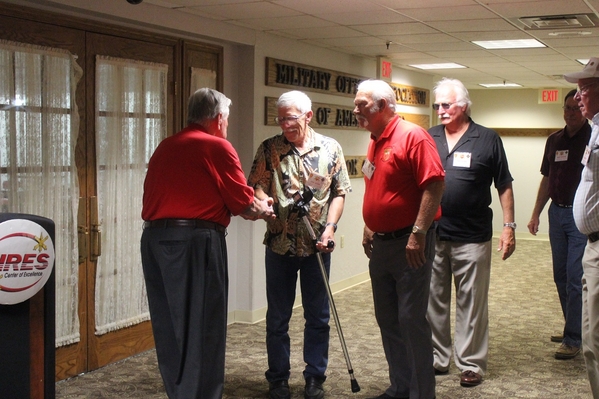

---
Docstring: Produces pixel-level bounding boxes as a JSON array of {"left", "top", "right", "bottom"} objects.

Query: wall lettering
[{"left": 266, "top": 57, "right": 429, "bottom": 106}]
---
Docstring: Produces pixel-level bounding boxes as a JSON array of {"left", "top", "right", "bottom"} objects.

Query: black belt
[
  {"left": 143, "top": 219, "right": 226, "bottom": 234},
  {"left": 589, "top": 232, "right": 599, "bottom": 243},
  {"left": 375, "top": 225, "right": 412, "bottom": 241},
  {"left": 555, "top": 203, "right": 573, "bottom": 208}
]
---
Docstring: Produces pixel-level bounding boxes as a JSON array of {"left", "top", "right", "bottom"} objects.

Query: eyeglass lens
[
  {"left": 432, "top": 103, "right": 452, "bottom": 110},
  {"left": 274, "top": 112, "right": 305, "bottom": 124},
  {"left": 578, "top": 82, "right": 598, "bottom": 94}
]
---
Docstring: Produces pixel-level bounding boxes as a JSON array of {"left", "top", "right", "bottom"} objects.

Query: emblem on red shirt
[{"left": 382, "top": 147, "right": 393, "bottom": 162}]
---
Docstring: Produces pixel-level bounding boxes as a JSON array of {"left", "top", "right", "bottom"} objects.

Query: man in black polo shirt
[
  {"left": 528, "top": 89, "right": 591, "bottom": 359},
  {"left": 426, "top": 78, "right": 516, "bottom": 388}
]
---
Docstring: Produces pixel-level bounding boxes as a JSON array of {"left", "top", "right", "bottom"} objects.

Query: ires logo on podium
[{"left": 0, "top": 219, "right": 55, "bottom": 305}]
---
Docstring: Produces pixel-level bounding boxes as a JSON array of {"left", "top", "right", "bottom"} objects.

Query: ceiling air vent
[{"left": 515, "top": 14, "right": 598, "bottom": 30}]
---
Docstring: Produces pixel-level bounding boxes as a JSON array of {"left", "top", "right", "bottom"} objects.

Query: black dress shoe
[
  {"left": 304, "top": 376, "right": 325, "bottom": 399},
  {"left": 269, "top": 380, "right": 290, "bottom": 399}
]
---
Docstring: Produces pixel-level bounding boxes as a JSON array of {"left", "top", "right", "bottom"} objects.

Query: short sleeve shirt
[
  {"left": 429, "top": 119, "right": 513, "bottom": 242},
  {"left": 362, "top": 116, "right": 445, "bottom": 233},
  {"left": 142, "top": 124, "right": 254, "bottom": 227},
  {"left": 574, "top": 114, "right": 599, "bottom": 235},
  {"left": 540, "top": 124, "right": 591, "bottom": 205},
  {"left": 248, "top": 128, "right": 352, "bottom": 256}
]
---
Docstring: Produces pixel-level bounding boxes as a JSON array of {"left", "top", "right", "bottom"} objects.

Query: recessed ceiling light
[
  {"left": 548, "top": 31, "right": 592, "bottom": 37},
  {"left": 409, "top": 63, "right": 467, "bottom": 70},
  {"left": 479, "top": 83, "right": 522, "bottom": 88},
  {"left": 577, "top": 58, "right": 590, "bottom": 65},
  {"left": 471, "top": 39, "right": 545, "bottom": 49}
]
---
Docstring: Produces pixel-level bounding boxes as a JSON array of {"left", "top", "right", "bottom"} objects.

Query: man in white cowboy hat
[{"left": 564, "top": 57, "right": 599, "bottom": 399}]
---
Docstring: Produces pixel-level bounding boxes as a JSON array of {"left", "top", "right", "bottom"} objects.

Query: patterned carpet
[{"left": 56, "top": 239, "right": 593, "bottom": 398}]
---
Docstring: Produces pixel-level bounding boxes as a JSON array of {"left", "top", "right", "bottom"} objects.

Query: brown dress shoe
[
  {"left": 551, "top": 332, "right": 564, "bottom": 343},
  {"left": 555, "top": 343, "right": 580, "bottom": 359},
  {"left": 460, "top": 370, "right": 482, "bottom": 387}
]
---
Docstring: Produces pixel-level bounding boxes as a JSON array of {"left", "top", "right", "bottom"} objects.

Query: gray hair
[
  {"left": 433, "top": 78, "right": 472, "bottom": 116},
  {"left": 187, "top": 88, "right": 231, "bottom": 126},
  {"left": 276, "top": 90, "right": 312, "bottom": 113},
  {"left": 356, "top": 80, "right": 396, "bottom": 111}
]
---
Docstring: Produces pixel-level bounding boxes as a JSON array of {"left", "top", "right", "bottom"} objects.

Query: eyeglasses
[
  {"left": 562, "top": 105, "right": 581, "bottom": 112},
  {"left": 274, "top": 112, "right": 307, "bottom": 125},
  {"left": 577, "top": 82, "right": 599, "bottom": 95},
  {"left": 432, "top": 103, "right": 454, "bottom": 110}
]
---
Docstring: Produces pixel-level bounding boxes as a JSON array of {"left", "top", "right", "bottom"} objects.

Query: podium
[{"left": 0, "top": 213, "right": 55, "bottom": 398}]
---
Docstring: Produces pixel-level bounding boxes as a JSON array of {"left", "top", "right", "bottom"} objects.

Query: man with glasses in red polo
[
  {"left": 565, "top": 57, "right": 599, "bottom": 399},
  {"left": 426, "top": 77, "right": 516, "bottom": 388},
  {"left": 248, "top": 90, "right": 351, "bottom": 399},
  {"left": 527, "top": 89, "right": 590, "bottom": 360}
]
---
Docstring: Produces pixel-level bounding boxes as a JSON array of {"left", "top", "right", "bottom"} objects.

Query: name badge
[
  {"left": 582, "top": 145, "right": 590, "bottom": 166},
  {"left": 362, "top": 159, "right": 375, "bottom": 180},
  {"left": 306, "top": 171, "right": 328, "bottom": 190},
  {"left": 555, "top": 150, "right": 568, "bottom": 162},
  {"left": 453, "top": 152, "right": 471, "bottom": 168}
]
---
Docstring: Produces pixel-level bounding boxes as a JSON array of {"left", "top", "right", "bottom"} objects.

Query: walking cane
[{"left": 292, "top": 190, "right": 360, "bottom": 393}]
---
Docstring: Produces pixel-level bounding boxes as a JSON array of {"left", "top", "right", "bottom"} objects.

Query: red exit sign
[
  {"left": 377, "top": 57, "right": 392, "bottom": 82},
  {"left": 539, "top": 89, "right": 561, "bottom": 104}
]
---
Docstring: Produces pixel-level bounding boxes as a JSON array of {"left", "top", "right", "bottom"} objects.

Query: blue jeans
[
  {"left": 549, "top": 202, "right": 586, "bottom": 347},
  {"left": 264, "top": 248, "right": 330, "bottom": 382}
]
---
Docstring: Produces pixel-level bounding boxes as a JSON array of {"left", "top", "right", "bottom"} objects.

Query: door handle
[
  {"left": 90, "top": 196, "right": 102, "bottom": 261},
  {"left": 77, "top": 197, "right": 88, "bottom": 263}
]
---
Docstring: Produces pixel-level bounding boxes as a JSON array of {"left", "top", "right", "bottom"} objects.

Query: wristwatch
[
  {"left": 412, "top": 225, "right": 427, "bottom": 235},
  {"left": 325, "top": 222, "right": 337, "bottom": 232},
  {"left": 503, "top": 222, "right": 517, "bottom": 229}
]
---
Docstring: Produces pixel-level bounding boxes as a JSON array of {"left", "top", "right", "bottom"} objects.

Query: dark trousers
[
  {"left": 141, "top": 225, "right": 228, "bottom": 399},
  {"left": 549, "top": 202, "right": 585, "bottom": 347},
  {"left": 264, "top": 248, "right": 331, "bottom": 382},
  {"left": 369, "top": 230, "right": 436, "bottom": 399}
]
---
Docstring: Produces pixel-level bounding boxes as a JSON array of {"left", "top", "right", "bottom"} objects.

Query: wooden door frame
[{"left": 181, "top": 41, "right": 224, "bottom": 131}]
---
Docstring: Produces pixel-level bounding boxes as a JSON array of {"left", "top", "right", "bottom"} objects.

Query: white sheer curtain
[
  {"left": 0, "top": 40, "right": 82, "bottom": 347},
  {"left": 94, "top": 56, "right": 167, "bottom": 335}
]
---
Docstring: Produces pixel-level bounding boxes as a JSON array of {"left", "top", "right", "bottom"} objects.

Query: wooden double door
[{"left": 0, "top": 4, "right": 222, "bottom": 380}]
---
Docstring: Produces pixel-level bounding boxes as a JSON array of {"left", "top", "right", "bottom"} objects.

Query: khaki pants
[{"left": 582, "top": 239, "right": 599, "bottom": 399}]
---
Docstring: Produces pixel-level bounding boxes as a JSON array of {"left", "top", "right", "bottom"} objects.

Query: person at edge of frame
[{"left": 564, "top": 57, "right": 599, "bottom": 399}]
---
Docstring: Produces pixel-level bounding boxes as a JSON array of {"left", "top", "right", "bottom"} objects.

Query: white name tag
[
  {"left": 306, "top": 171, "right": 327, "bottom": 190},
  {"left": 362, "top": 159, "right": 375, "bottom": 180},
  {"left": 582, "top": 145, "right": 590, "bottom": 166},
  {"left": 453, "top": 152, "right": 471, "bottom": 168},
  {"left": 555, "top": 150, "right": 569, "bottom": 162}
]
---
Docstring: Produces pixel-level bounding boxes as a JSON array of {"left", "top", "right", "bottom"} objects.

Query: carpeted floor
[{"left": 56, "top": 239, "right": 593, "bottom": 398}]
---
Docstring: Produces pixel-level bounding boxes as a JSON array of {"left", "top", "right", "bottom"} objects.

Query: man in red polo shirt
[
  {"left": 355, "top": 80, "right": 444, "bottom": 399},
  {"left": 141, "top": 88, "right": 274, "bottom": 399}
]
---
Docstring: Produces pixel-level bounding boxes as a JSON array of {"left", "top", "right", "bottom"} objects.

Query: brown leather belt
[
  {"left": 375, "top": 225, "right": 412, "bottom": 241},
  {"left": 143, "top": 219, "right": 226, "bottom": 233}
]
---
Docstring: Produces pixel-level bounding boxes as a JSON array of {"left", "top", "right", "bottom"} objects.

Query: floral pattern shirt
[{"left": 248, "top": 128, "right": 352, "bottom": 256}]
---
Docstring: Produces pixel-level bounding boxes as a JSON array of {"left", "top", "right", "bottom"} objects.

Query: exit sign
[
  {"left": 377, "top": 57, "right": 392, "bottom": 82},
  {"left": 539, "top": 88, "right": 561, "bottom": 104}
]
